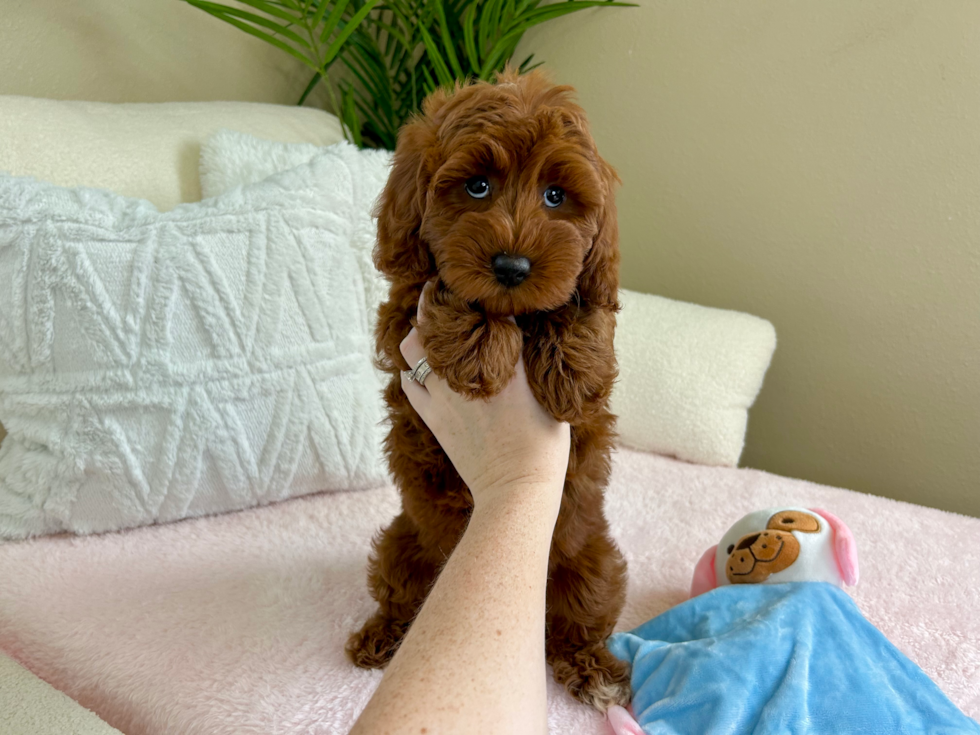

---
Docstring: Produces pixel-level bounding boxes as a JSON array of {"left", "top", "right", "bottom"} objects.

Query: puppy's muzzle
[{"left": 492, "top": 253, "right": 531, "bottom": 287}]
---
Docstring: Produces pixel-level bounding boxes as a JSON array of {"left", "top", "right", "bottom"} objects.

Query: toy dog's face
[
  {"left": 723, "top": 511, "right": 822, "bottom": 584},
  {"left": 689, "top": 507, "right": 859, "bottom": 598},
  {"left": 374, "top": 70, "right": 620, "bottom": 316}
]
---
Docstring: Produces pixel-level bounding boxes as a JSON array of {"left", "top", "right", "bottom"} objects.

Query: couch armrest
[{"left": 0, "top": 653, "right": 122, "bottom": 734}]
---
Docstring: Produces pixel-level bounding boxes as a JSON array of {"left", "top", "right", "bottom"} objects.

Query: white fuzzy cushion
[
  {"left": 612, "top": 290, "right": 776, "bottom": 466},
  {"left": 0, "top": 144, "right": 389, "bottom": 540},
  {"left": 201, "top": 129, "right": 393, "bottom": 203},
  {"left": 199, "top": 130, "right": 777, "bottom": 468}
]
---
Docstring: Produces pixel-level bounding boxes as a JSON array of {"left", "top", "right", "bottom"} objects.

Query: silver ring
[
  {"left": 406, "top": 356, "right": 432, "bottom": 386},
  {"left": 412, "top": 357, "right": 433, "bottom": 387},
  {"left": 408, "top": 357, "right": 426, "bottom": 380}
]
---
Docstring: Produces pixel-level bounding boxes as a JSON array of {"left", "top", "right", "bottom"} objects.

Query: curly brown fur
[{"left": 347, "top": 68, "right": 629, "bottom": 711}]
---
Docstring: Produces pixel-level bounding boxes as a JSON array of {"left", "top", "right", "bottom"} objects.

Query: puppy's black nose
[{"left": 491, "top": 254, "right": 531, "bottom": 287}]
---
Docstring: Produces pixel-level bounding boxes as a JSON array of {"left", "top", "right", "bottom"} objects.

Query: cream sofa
[{"left": 0, "top": 96, "right": 977, "bottom": 734}]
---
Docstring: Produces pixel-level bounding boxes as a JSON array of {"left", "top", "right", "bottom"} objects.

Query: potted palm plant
[{"left": 184, "top": 0, "right": 634, "bottom": 149}]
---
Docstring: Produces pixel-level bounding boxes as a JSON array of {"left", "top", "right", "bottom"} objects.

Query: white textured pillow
[
  {"left": 200, "top": 132, "right": 323, "bottom": 201},
  {"left": 201, "top": 131, "right": 393, "bottom": 315},
  {"left": 0, "top": 147, "right": 388, "bottom": 540},
  {"left": 612, "top": 290, "right": 776, "bottom": 467},
  {"left": 201, "top": 129, "right": 393, "bottom": 202},
  {"left": 199, "top": 131, "right": 777, "bottom": 468}
]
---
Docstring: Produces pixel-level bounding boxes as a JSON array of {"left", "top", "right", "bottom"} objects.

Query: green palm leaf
[
  {"left": 322, "top": 0, "right": 382, "bottom": 60},
  {"left": 434, "top": 0, "right": 465, "bottom": 80},
  {"left": 316, "top": 0, "right": 352, "bottom": 47},
  {"left": 340, "top": 83, "right": 364, "bottom": 146},
  {"left": 183, "top": 0, "right": 636, "bottom": 149},
  {"left": 418, "top": 24, "right": 455, "bottom": 87},
  {"left": 297, "top": 71, "right": 323, "bottom": 105},
  {"left": 185, "top": 1, "right": 317, "bottom": 69},
  {"left": 461, "top": 4, "right": 480, "bottom": 70},
  {"left": 188, "top": 1, "right": 309, "bottom": 46}
]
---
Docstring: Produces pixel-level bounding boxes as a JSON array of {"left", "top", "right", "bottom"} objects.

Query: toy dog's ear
[
  {"left": 811, "top": 508, "right": 859, "bottom": 586},
  {"left": 577, "top": 158, "right": 621, "bottom": 309},
  {"left": 373, "top": 102, "right": 444, "bottom": 283},
  {"left": 690, "top": 544, "right": 719, "bottom": 598},
  {"left": 607, "top": 705, "right": 645, "bottom": 735}
]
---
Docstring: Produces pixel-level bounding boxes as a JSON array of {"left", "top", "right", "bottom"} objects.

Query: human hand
[{"left": 400, "top": 283, "right": 571, "bottom": 513}]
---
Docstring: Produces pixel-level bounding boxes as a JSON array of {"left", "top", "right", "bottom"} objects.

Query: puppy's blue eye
[
  {"left": 464, "top": 176, "right": 490, "bottom": 199},
  {"left": 543, "top": 185, "right": 565, "bottom": 208}
]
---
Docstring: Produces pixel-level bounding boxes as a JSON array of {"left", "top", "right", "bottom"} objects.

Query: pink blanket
[{"left": 1, "top": 447, "right": 978, "bottom": 734}]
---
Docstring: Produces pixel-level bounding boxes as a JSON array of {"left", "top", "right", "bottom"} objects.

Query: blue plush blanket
[{"left": 608, "top": 583, "right": 980, "bottom": 735}]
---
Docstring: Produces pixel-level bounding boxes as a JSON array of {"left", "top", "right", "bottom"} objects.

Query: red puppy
[{"left": 347, "top": 69, "right": 629, "bottom": 710}]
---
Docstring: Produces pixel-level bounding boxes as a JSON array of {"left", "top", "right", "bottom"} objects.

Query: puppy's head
[{"left": 374, "top": 69, "right": 620, "bottom": 315}]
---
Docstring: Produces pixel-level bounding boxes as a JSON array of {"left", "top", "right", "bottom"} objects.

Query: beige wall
[
  {"left": 1, "top": 0, "right": 977, "bottom": 516},
  {"left": 517, "top": 0, "right": 980, "bottom": 517},
  {"left": 0, "top": 0, "right": 325, "bottom": 106}
]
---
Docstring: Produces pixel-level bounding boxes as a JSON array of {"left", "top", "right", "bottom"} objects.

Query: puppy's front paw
[
  {"left": 529, "top": 355, "right": 609, "bottom": 423},
  {"left": 418, "top": 288, "right": 522, "bottom": 398},
  {"left": 436, "top": 318, "right": 522, "bottom": 398},
  {"left": 522, "top": 309, "right": 616, "bottom": 423}
]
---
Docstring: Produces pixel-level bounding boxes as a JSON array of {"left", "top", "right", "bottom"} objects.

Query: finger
[
  {"left": 417, "top": 280, "right": 436, "bottom": 326},
  {"left": 498, "top": 350, "right": 528, "bottom": 397},
  {"left": 399, "top": 327, "right": 425, "bottom": 368},
  {"left": 399, "top": 326, "right": 450, "bottom": 401},
  {"left": 401, "top": 368, "right": 432, "bottom": 415},
  {"left": 512, "top": 350, "right": 527, "bottom": 377}
]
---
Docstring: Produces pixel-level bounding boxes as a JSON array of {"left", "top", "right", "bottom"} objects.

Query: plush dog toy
[
  {"left": 609, "top": 507, "right": 980, "bottom": 734},
  {"left": 689, "top": 506, "right": 859, "bottom": 597}
]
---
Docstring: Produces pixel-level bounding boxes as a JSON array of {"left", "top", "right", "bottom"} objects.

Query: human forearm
[
  {"left": 350, "top": 288, "right": 571, "bottom": 734},
  {"left": 350, "top": 485, "right": 561, "bottom": 735}
]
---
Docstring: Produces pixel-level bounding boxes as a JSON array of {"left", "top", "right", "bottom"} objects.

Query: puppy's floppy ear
[
  {"left": 373, "top": 97, "right": 447, "bottom": 282},
  {"left": 577, "top": 158, "right": 621, "bottom": 309}
]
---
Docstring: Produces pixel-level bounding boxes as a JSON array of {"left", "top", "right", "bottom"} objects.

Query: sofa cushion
[
  {"left": 613, "top": 290, "right": 776, "bottom": 466},
  {"left": 0, "top": 96, "right": 344, "bottom": 212}
]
